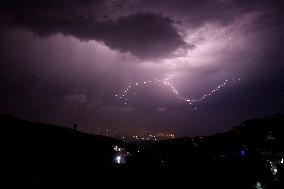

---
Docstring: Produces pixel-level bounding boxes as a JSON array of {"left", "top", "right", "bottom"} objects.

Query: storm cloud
[{"left": 1, "top": 0, "right": 186, "bottom": 59}]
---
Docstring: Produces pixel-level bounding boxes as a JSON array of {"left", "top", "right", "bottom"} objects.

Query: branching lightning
[{"left": 115, "top": 77, "right": 241, "bottom": 107}]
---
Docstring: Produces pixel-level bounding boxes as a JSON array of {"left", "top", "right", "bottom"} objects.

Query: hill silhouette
[
  {"left": 2, "top": 113, "right": 284, "bottom": 188},
  {"left": 1, "top": 114, "right": 124, "bottom": 185}
]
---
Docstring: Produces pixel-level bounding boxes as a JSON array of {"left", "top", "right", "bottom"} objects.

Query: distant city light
[{"left": 113, "top": 145, "right": 122, "bottom": 152}]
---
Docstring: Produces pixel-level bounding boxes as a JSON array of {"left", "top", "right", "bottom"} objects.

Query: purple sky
[{"left": 0, "top": 0, "right": 284, "bottom": 136}]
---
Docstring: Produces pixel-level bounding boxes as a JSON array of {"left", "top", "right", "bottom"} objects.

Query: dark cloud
[
  {"left": 96, "top": 13, "right": 186, "bottom": 59},
  {"left": 122, "top": 0, "right": 284, "bottom": 28},
  {"left": 1, "top": 0, "right": 186, "bottom": 59}
]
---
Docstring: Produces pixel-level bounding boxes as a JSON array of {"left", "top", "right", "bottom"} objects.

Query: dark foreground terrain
[{"left": 2, "top": 114, "right": 284, "bottom": 188}]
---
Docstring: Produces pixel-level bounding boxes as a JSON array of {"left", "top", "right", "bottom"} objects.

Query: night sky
[{"left": 0, "top": 0, "right": 284, "bottom": 136}]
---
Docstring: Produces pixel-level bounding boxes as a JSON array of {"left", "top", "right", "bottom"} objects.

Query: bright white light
[
  {"left": 256, "top": 181, "right": 262, "bottom": 189},
  {"left": 273, "top": 168, "right": 277, "bottom": 174},
  {"left": 281, "top": 158, "right": 283, "bottom": 164},
  {"left": 113, "top": 145, "right": 122, "bottom": 152},
  {"left": 115, "top": 155, "right": 121, "bottom": 164}
]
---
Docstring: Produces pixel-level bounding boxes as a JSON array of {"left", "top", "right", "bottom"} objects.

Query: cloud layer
[{"left": 1, "top": 0, "right": 186, "bottom": 59}]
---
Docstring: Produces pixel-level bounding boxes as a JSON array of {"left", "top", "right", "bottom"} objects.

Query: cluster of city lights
[
  {"left": 131, "top": 133, "right": 175, "bottom": 141},
  {"left": 113, "top": 145, "right": 129, "bottom": 164},
  {"left": 94, "top": 128, "right": 175, "bottom": 141},
  {"left": 268, "top": 158, "right": 283, "bottom": 176},
  {"left": 115, "top": 77, "right": 241, "bottom": 107}
]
